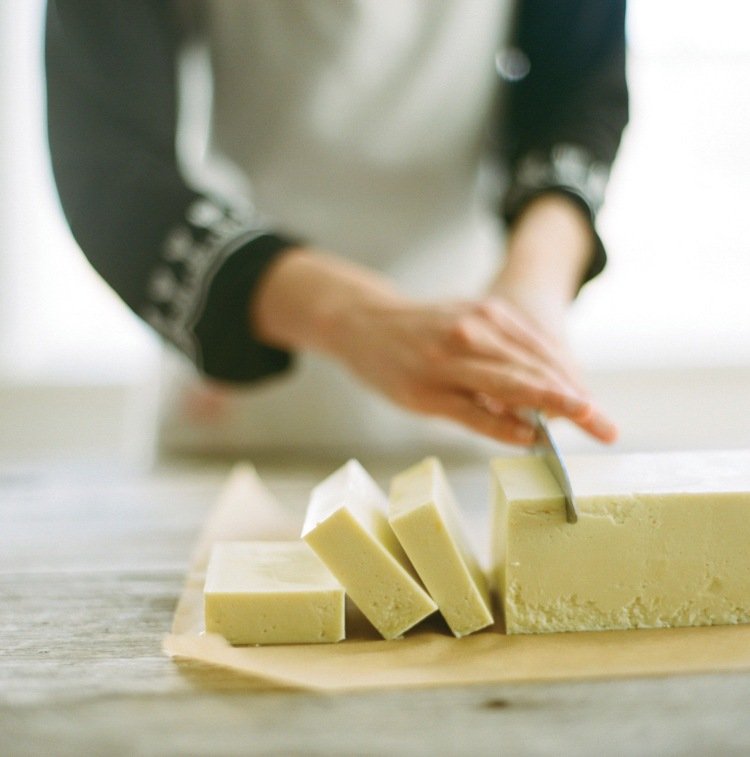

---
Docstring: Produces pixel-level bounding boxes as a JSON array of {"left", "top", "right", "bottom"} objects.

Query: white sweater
[{"left": 163, "top": 0, "right": 514, "bottom": 455}]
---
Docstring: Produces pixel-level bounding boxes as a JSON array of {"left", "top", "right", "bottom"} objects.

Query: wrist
[
  {"left": 313, "top": 271, "right": 404, "bottom": 362},
  {"left": 251, "top": 247, "right": 402, "bottom": 359},
  {"left": 493, "top": 194, "right": 594, "bottom": 305},
  {"left": 489, "top": 194, "right": 597, "bottom": 336}
]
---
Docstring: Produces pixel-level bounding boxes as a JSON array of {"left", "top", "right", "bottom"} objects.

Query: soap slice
[
  {"left": 389, "top": 457, "right": 493, "bottom": 637},
  {"left": 302, "top": 459, "right": 437, "bottom": 639},
  {"left": 492, "top": 450, "right": 750, "bottom": 634},
  {"left": 204, "top": 541, "right": 345, "bottom": 645}
]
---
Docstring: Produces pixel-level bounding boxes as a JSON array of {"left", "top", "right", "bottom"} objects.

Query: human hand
[
  {"left": 252, "top": 247, "right": 616, "bottom": 446},
  {"left": 331, "top": 294, "right": 611, "bottom": 445},
  {"left": 487, "top": 193, "right": 619, "bottom": 443}
]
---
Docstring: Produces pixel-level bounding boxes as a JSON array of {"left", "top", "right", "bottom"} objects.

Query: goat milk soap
[
  {"left": 204, "top": 541, "right": 345, "bottom": 645},
  {"left": 492, "top": 450, "right": 750, "bottom": 634},
  {"left": 389, "top": 457, "right": 494, "bottom": 637},
  {"left": 302, "top": 460, "right": 437, "bottom": 639}
]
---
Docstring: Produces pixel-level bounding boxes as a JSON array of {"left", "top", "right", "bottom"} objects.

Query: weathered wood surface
[{"left": 2, "top": 459, "right": 750, "bottom": 756}]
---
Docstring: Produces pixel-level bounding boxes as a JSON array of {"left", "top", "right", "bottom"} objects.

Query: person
[{"left": 45, "top": 1, "right": 628, "bottom": 454}]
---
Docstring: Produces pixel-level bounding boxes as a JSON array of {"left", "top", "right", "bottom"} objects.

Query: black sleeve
[
  {"left": 498, "top": 0, "right": 629, "bottom": 285},
  {"left": 45, "top": 0, "right": 298, "bottom": 383}
]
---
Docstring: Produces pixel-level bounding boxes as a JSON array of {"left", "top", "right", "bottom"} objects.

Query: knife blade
[{"left": 532, "top": 411, "right": 578, "bottom": 524}]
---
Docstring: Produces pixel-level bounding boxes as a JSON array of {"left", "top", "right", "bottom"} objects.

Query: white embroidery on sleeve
[{"left": 142, "top": 198, "right": 269, "bottom": 365}]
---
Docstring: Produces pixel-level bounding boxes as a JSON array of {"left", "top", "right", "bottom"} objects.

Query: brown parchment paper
[{"left": 163, "top": 464, "right": 750, "bottom": 691}]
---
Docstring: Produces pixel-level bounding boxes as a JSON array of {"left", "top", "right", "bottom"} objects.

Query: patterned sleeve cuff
[
  {"left": 141, "top": 197, "right": 299, "bottom": 383},
  {"left": 501, "top": 144, "right": 610, "bottom": 287}
]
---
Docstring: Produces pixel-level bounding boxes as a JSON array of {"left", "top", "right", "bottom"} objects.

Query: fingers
[
  {"left": 541, "top": 402, "right": 619, "bottom": 444},
  {"left": 445, "top": 309, "right": 585, "bottom": 402},
  {"left": 475, "top": 299, "right": 585, "bottom": 392},
  {"left": 570, "top": 403, "right": 619, "bottom": 444},
  {"left": 449, "top": 358, "right": 590, "bottom": 421},
  {"left": 436, "top": 392, "right": 538, "bottom": 446},
  {"left": 443, "top": 355, "right": 621, "bottom": 444},
  {"left": 459, "top": 299, "right": 620, "bottom": 443},
  {"left": 425, "top": 388, "right": 618, "bottom": 448}
]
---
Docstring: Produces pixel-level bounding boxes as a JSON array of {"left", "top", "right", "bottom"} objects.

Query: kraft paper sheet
[{"left": 163, "top": 464, "right": 750, "bottom": 691}]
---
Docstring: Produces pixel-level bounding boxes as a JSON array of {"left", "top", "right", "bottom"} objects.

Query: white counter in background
[{"left": 1, "top": 365, "right": 747, "bottom": 467}]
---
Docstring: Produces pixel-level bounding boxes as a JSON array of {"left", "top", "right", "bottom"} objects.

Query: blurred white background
[
  {"left": 571, "top": 0, "right": 750, "bottom": 370},
  {"left": 0, "top": 0, "right": 748, "bottom": 463},
  {"left": 0, "top": 0, "right": 159, "bottom": 384}
]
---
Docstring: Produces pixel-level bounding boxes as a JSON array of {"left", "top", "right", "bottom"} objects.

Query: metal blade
[{"left": 532, "top": 411, "right": 578, "bottom": 524}]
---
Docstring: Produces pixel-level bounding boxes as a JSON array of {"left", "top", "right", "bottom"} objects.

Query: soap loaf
[{"left": 492, "top": 450, "right": 750, "bottom": 634}]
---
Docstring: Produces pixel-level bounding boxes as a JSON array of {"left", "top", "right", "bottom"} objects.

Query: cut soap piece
[
  {"left": 302, "top": 459, "right": 437, "bottom": 639},
  {"left": 389, "top": 457, "right": 493, "bottom": 637},
  {"left": 204, "top": 541, "right": 345, "bottom": 645},
  {"left": 492, "top": 450, "right": 750, "bottom": 634}
]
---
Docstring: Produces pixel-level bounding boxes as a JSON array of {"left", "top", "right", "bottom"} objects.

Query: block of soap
[
  {"left": 389, "top": 457, "right": 494, "bottom": 637},
  {"left": 302, "top": 459, "right": 437, "bottom": 639},
  {"left": 204, "top": 541, "right": 345, "bottom": 645},
  {"left": 492, "top": 450, "right": 750, "bottom": 634}
]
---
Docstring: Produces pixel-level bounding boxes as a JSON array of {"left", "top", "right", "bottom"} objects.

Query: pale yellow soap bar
[
  {"left": 302, "top": 460, "right": 437, "bottom": 640},
  {"left": 492, "top": 450, "right": 750, "bottom": 634},
  {"left": 389, "top": 457, "right": 493, "bottom": 637},
  {"left": 204, "top": 541, "right": 345, "bottom": 645}
]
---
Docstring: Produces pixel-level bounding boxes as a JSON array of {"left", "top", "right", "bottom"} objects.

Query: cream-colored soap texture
[
  {"left": 204, "top": 541, "right": 345, "bottom": 645},
  {"left": 389, "top": 457, "right": 493, "bottom": 637},
  {"left": 492, "top": 450, "right": 750, "bottom": 634},
  {"left": 302, "top": 459, "right": 437, "bottom": 640}
]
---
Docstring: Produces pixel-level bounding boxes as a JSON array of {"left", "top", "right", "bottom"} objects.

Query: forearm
[
  {"left": 490, "top": 193, "right": 595, "bottom": 332},
  {"left": 252, "top": 248, "right": 402, "bottom": 357}
]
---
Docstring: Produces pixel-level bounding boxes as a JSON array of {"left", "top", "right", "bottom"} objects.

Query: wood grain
[{"left": 2, "top": 460, "right": 750, "bottom": 755}]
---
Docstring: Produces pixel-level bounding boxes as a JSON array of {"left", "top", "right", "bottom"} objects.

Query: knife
[{"left": 532, "top": 411, "right": 579, "bottom": 524}]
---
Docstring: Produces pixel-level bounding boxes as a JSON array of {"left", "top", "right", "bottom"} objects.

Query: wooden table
[{"left": 3, "top": 453, "right": 750, "bottom": 757}]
